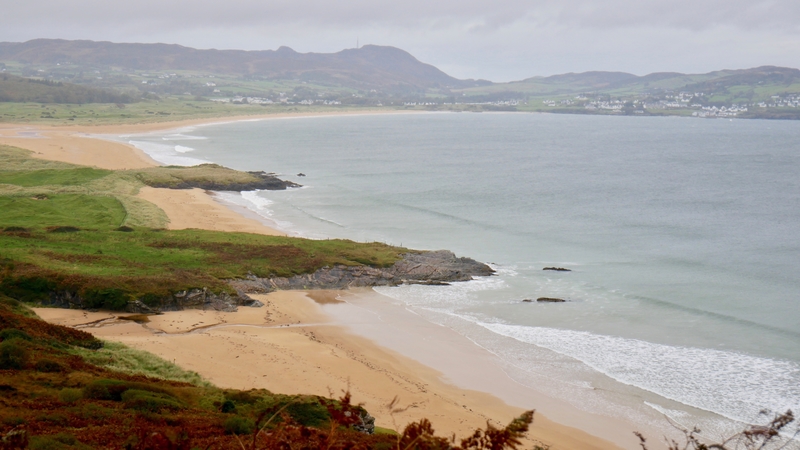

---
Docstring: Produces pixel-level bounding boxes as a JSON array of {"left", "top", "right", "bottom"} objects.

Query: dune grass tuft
[{"left": 70, "top": 341, "right": 210, "bottom": 387}]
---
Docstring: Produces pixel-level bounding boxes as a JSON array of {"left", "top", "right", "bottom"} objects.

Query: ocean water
[{"left": 118, "top": 112, "right": 800, "bottom": 444}]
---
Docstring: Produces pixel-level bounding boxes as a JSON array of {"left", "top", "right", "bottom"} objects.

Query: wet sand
[{"left": 34, "top": 291, "right": 620, "bottom": 449}]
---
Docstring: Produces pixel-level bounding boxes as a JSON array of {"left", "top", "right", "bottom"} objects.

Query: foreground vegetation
[{"left": 0, "top": 294, "right": 543, "bottom": 449}]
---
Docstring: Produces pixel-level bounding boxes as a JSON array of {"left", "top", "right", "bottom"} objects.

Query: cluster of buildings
[
  {"left": 402, "top": 100, "right": 522, "bottom": 107},
  {"left": 582, "top": 100, "right": 625, "bottom": 111},
  {"left": 541, "top": 90, "right": 799, "bottom": 117},
  {"left": 756, "top": 95, "right": 800, "bottom": 108},
  {"left": 692, "top": 106, "right": 747, "bottom": 118},
  {"left": 210, "top": 96, "right": 341, "bottom": 105}
]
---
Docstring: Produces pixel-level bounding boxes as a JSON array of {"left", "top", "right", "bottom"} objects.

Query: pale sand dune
[
  {"left": 0, "top": 128, "right": 157, "bottom": 169},
  {"left": 137, "top": 186, "right": 285, "bottom": 236},
  {"left": 34, "top": 292, "right": 619, "bottom": 450}
]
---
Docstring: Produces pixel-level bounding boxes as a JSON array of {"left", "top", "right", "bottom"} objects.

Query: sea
[{"left": 113, "top": 112, "right": 800, "bottom": 446}]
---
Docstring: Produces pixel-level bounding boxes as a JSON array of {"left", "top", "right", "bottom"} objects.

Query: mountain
[
  {"left": 0, "top": 39, "right": 487, "bottom": 91},
  {"left": 467, "top": 66, "right": 800, "bottom": 98}
]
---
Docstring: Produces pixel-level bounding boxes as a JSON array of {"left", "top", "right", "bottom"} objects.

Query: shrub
[
  {"left": 284, "top": 401, "right": 330, "bottom": 427},
  {"left": 35, "top": 359, "right": 63, "bottom": 373},
  {"left": 223, "top": 416, "right": 255, "bottom": 435},
  {"left": 121, "top": 389, "right": 184, "bottom": 412},
  {"left": 83, "top": 379, "right": 172, "bottom": 402},
  {"left": 0, "top": 339, "right": 28, "bottom": 369},
  {"left": 221, "top": 400, "right": 236, "bottom": 413},
  {"left": 0, "top": 329, "right": 32, "bottom": 342},
  {"left": 82, "top": 379, "right": 131, "bottom": 401},
  {"left": 58, "top": 388, "right": 82, "bottom": 404},
  {"left": 46, "top": 226, "right": 81, "bottom": 233},
  {"left": 82, "top": 288, "right": 128, "bottom": 310},
  {"left": 29, "top": 432, "right": 90, "bottom": 450},
  {"left": 139, "top": 293, "right": 163, "bottom": 308}
]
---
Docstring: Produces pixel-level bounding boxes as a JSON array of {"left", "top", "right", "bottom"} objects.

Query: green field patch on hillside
[
  {"left": 131, "top": 164, "right": 267, "bottom": 188},
  {"left": 0, "top": 226, "right": 405, "bottom": 302},
  {"left": 0, "top": 167, "right": 112, "bottom": 187},
  {"left": 0, "top": 194, "right": 126, "bottom": 229}
]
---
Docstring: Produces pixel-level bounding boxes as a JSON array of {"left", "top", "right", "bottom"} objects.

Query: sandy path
[{"left": 34, "top": 292, "right": 618, "bottom": 450}]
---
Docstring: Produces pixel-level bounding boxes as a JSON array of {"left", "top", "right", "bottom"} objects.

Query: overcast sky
[{"left": 2, "top": 0, "right": 799, "bottom": 82}]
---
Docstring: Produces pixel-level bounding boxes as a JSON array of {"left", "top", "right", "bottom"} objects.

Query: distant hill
[
  {"left": 0, "top": 39, "right": 488, "bottom": 92},
  {"left": 463, "top": 66, "right": 800, "bottom": 99},
  {"left": 0, "top": 73, "right": 135, "bottom": 103}
]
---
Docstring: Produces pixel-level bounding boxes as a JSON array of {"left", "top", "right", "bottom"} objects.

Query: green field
[{"left": 0, "top": 98, "right": 387, "bottom": 126}]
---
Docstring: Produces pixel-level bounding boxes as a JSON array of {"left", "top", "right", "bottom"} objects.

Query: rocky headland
[{"left": 46, "top": 250, "right": 494, "bottom": 313}]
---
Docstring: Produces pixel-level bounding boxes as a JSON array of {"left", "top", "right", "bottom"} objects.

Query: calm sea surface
[{"left": 120, "top": 112, "right": 800, "bottom": 442}]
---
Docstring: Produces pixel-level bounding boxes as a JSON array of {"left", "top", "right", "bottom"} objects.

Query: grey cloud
[
  {"left": 1, "top": 0, "right": 799, "bottom": 80},
  {"left": 4, "top": 0, "right": 799, "bottom": 33}
]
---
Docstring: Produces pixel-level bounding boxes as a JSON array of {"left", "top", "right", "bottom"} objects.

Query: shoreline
[
  {"left": 32, "top": 291, "right": 620, "bottom": 449},
  {"left": 6, "top": 111, "right": 639, "bottom": 448}
]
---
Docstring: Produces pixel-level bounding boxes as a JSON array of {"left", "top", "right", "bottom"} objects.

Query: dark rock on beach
[
  {"left": 537, "top": 297, "right": 567, "bottom": 303},
  {"left": 229, "top": 250, "right": 495, "bottom": 293},
  {"left": 543, "top": 267, "right": 571, "bottom": 272},
  {"left": 521, "top": 299, "right": 533, "bottom": 303},
  {"left": 45, "top": 288, "right": 262, "bottom": 313}
]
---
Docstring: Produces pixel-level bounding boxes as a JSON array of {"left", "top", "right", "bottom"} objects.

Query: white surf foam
[
  {"left": 162, "top": 133, "right": 208, "bottom": 141},
  {"left": 479, "top": 322, "right": 800, "bottom": 425},
  {"left": 174, "top": 145, "right": 195, "bottom": 153},
  {"left": 127, "top": 140, "right": 209, "bottom": 166}
]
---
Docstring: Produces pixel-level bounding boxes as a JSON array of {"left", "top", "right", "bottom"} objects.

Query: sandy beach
[
  {"left": 6, "top": 113, "right": 635, "bottom": 448},
  {"left": 33, "top": 291, "right": 619, "bottom": 449}
]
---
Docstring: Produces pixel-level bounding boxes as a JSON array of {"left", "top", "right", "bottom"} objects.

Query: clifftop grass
[{"left": 0, "top": 144, "right": 406, "bottom": 306}]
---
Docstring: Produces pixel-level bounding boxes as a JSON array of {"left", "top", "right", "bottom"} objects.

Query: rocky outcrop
[
  {"left": 537, "top": 297, "right": 566, "bottom": 303},
  {"left": 229, "top": 250, "right": 495, "bottom": 294},
  {"left": 543, "top": 267, "right": 571, "bottom": 272},
  {"left": 45, "top": 288, "right": 260, "bottom": 313},
  {"left": 43, "top": 251, "right": 492, "bottom": 313},
  {"left": 145, "top": 171, "right": 301, "bottom": 191}
]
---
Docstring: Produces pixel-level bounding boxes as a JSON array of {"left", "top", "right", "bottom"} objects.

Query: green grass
[
  {"left": 1, "top": 225, "right": 404, "bottom": 293},
  {"left": 0, "top": 136, "right": 409, "bottom": 312},
  {"left": 69, "top": 341, "right": 209, "bottom": 386},
  {"left": 0, "top": 167, "right": 112, "bottom": 187},
  {"left": 0, "top": 194, "right": 127, "bottom": 229},
  {"left": 0, "top": 146, "right": 407, "bottom": 305},
  {"left": 0, "top": 98, "right": 390, "bottom": 126},
  {"left": 131, "top": 164, "right": 267, "bottom": 188}
]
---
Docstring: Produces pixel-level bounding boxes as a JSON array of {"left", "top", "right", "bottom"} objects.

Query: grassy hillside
[
  {"left": 0, "top": 73, "right": 135, "bottom": 104},
  {"left": 0, "top": 296, "right": 390, "bottom": 448},
  {"left": 0, "top": 144, "right": 406, "bottom": 310}
]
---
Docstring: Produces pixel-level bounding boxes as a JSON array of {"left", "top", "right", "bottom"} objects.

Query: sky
[{"left": 2, "top": 0, "right": 799, "bottom": 82}]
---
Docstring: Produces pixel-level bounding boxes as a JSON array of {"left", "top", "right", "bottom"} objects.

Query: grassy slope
[
  {"left": 0, "top": 73, "right": 133, "bottom": 104},
  {"left": 0, "top": 296, "right": 397, "bottom": 448},
  {"left": 0, "top": 144, "right": 406, "bottom": 307}
]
